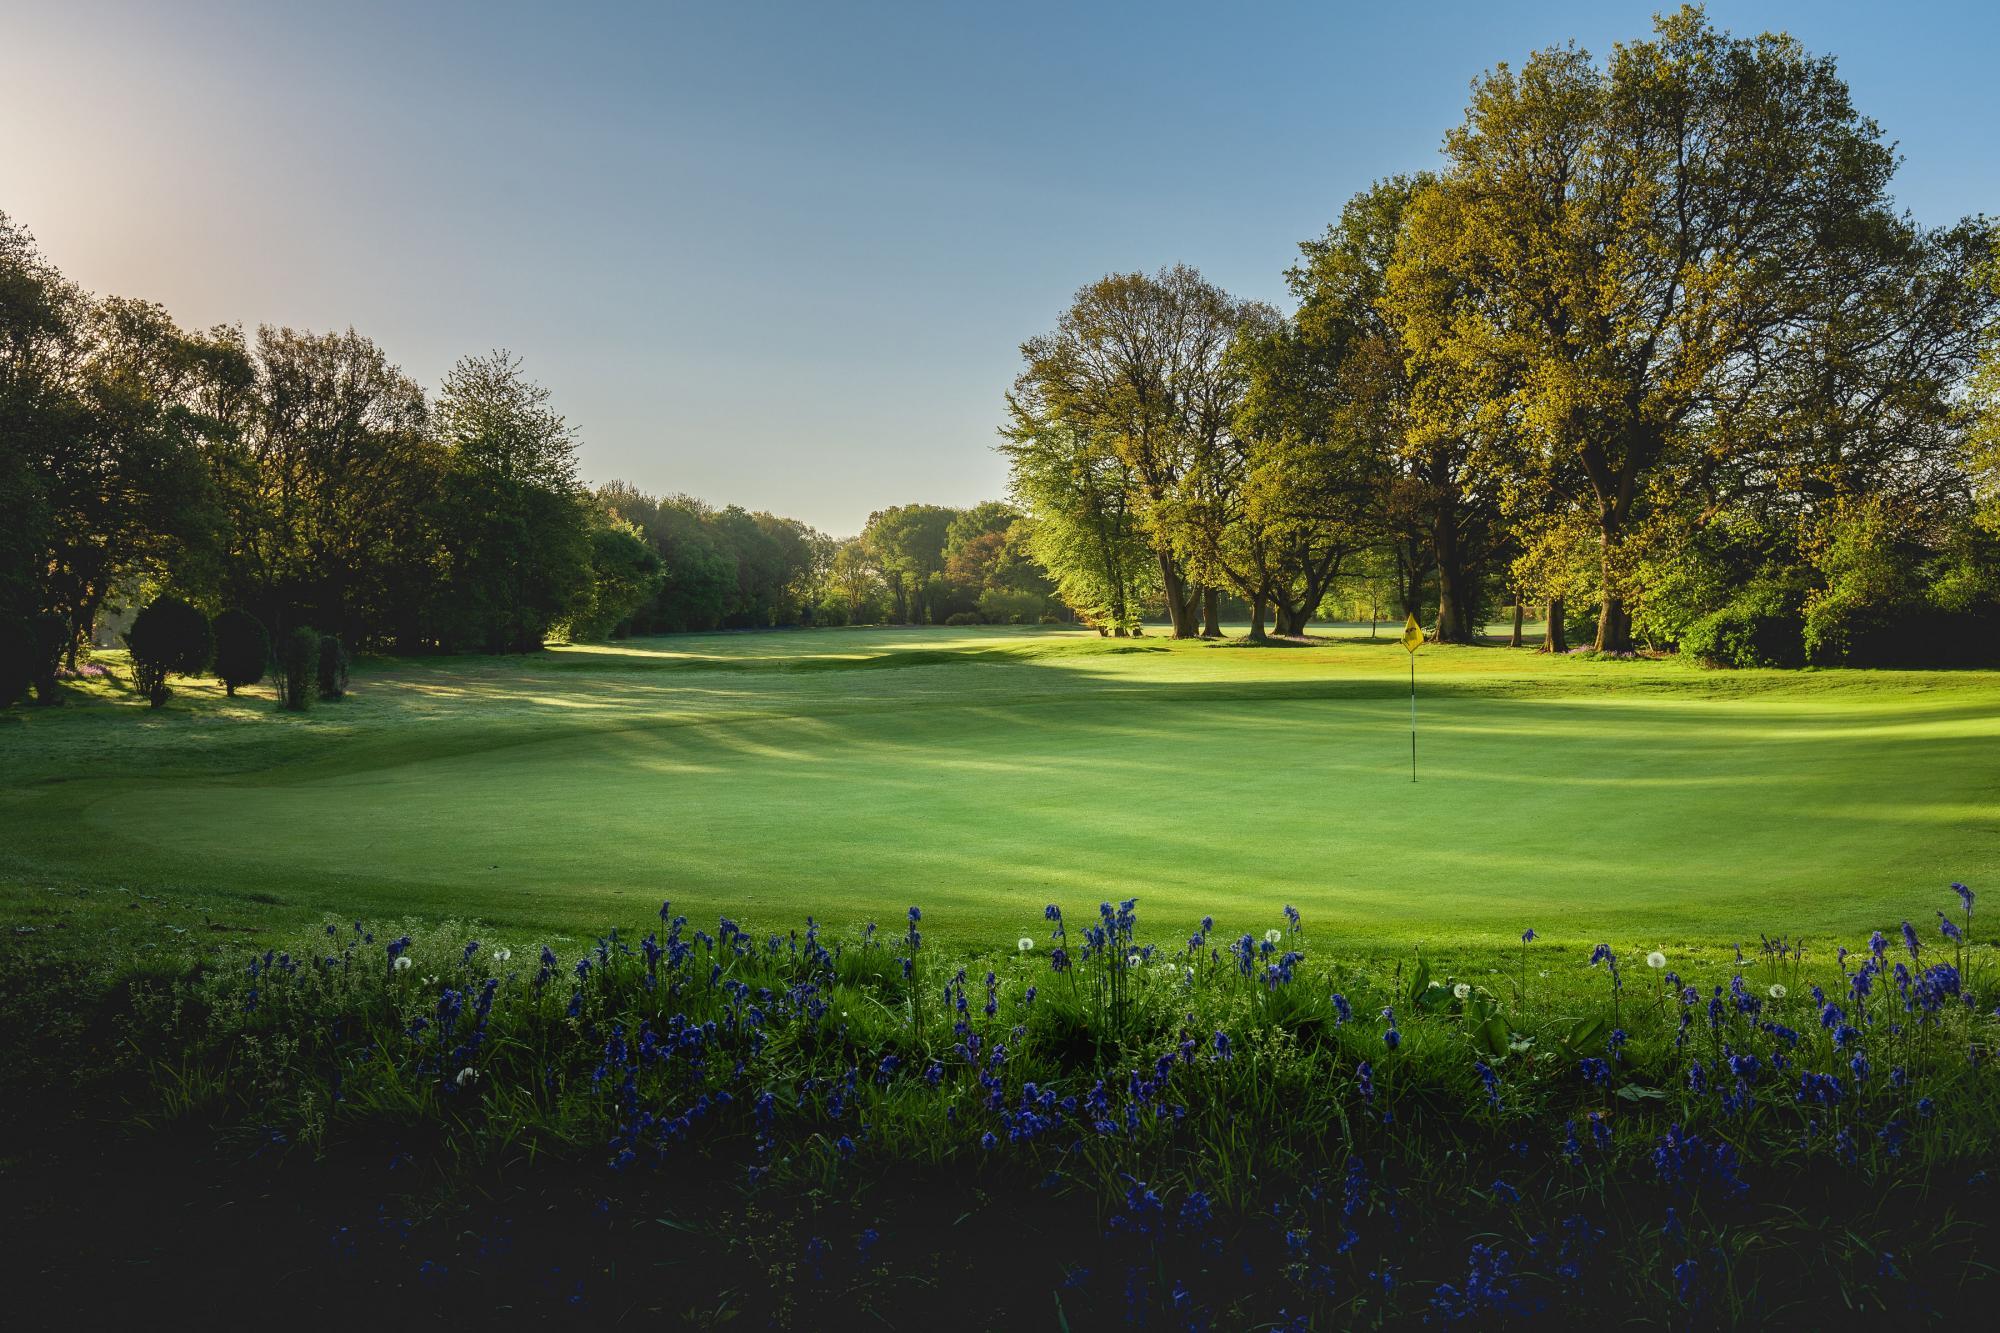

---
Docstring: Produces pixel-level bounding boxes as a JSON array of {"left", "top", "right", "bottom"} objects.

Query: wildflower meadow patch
[{"left": 3, "top": 882, "right": 1999, "bottom": 1326}]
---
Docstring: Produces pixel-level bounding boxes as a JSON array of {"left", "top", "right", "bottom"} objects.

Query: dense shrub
[
  {"left": 977, "top": 588, "right": 1044, "bottom": 625},
  {"left": 278, "top": 627, "right": 320, "bottom": 711},
  {"left": 316, "top": 634, "right": 351, "bottom": 700},
  {"left": 0, "top": 616, "right": 32, "bottom": 707},
  {"left": 124, "top": 597, "right": 212, "bottom": 708},
  {"left": 1681, "top": 574, "right": 1807, "bottom": 667},
  {"left": 943, "top": 611, "right": 984, "bottom": 626},
  {"left": 211, "top": 610, "right": 270, "bottom": 697}
]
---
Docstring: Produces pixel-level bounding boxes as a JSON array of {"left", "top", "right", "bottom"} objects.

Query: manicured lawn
[{"left": 4, "top": 625, "right": 1995, "bottom": 951}]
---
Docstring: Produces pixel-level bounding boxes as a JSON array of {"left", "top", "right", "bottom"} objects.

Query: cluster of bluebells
[{"left": 174, "top": 882, "right": 1996, "bottom": 1325}]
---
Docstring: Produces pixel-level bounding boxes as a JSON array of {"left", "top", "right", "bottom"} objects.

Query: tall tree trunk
[
  {"left": 1594, "top": 516, "right": 1633, "bottom": 652},
  {"left": 1509, "top": 600, "right": 1524, "bottom": 648},
  {"left": 1246, "top": 595, "right": 1268, "bottom": 643},
  {"left": 1200, "top": 587, "right": 1221, "bottom": 638},
  {"left": 1542, "top": 596, "right": 1567, "bottom": 654},
  {"left": 1595, "top": 596, "right": 1631, "bottom": 654},
  {"left": 1432, "top": 514, "right": 1473, "bottom": 644},
  {"left": 1156, "top": 549, "right": 1196, "bottom": 638},
  {"left": 1592, "top": 468, "right": 1638, "bottom": 652}
]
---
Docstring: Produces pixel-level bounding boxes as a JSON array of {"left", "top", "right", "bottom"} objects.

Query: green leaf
[
  {"left": 1615, "top": 1085, "right": 1666, "bottom": 1102},
  {"left": 1564, "top": 1015, "right": 1609, "bottom": 1054}
]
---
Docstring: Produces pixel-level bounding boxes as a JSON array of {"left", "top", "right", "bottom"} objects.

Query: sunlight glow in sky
[{"left": 4, "top": 1, "right": 1993, "bottom": 535}]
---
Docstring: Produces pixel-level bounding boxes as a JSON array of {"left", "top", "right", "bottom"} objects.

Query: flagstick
[{"left": 1409, "top": 650, "right": 1417, "bottom": 783}]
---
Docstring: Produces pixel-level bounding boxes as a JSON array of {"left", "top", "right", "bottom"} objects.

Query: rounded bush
[
  {"left": 125, "top": 597, "right": 213, "bottom": 708},
  {"left": 279, "top": 627, "right": 320, "bottom": 711},
  {"left": 317, "top": 634, "right": 350, "bottom": 701},
  {"left": 944, "top": 611, "right": 984, "bottom": 626},
  {"left": 1682, "top": 580, "right": 1805, "bottom": 669},
  {"left": 212, "top": 610, "right": 271, "bottom": 697}
]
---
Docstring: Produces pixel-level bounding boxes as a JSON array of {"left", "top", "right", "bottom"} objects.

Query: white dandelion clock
[
  {"left": 1264, "top": 929, "right": 1282, "bottom": 946},
  {"left": 392, "top": 956, "right": 413, "bottom": 972},
  {"left": 1017, "top": 937, "right": 1034, "bottom": 953},
  {"left": 1769, "top": 983, "right": 1788, "bottom": 1000},
  {"left": 1453, "top": 983, "right": 1471, "bottom": 1000},
  {"left": 492, "top": 948, "right": 512, "bottom": 963},
  {"left": 1646, "top": 951, "right": 1667, "bottom": 970},
  {"left": 455, "top": 1067, "right": 479, "bottom": 1088}
]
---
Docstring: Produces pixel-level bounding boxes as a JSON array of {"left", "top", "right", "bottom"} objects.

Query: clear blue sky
[{"left": 4, "top": 1, "right": 1993, "bottom": 536}]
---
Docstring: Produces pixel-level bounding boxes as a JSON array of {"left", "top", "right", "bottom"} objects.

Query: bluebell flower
[
  {"left": 1474, "top": 1059, "right": 1501, "bottom": 1109},
  {"left": 1673, "top": 1258, "right": 1699, "bottom": 1305},
  {"left": 1953, "top": 882, "right": 1975, "bottom": 915}
]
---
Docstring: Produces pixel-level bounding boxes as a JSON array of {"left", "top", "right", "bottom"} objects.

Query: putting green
[{"left": 3, "top": 626, "right": 1996, "bottom": 950}]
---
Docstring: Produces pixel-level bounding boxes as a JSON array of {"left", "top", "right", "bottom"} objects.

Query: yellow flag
[{"left": 1400, "top": 613, "right": 1424, "bottom": 653}]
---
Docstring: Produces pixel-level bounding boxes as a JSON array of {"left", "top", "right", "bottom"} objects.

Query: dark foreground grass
[{"left": 3, "top": 881, "right": 1996, "bottom": 1328}]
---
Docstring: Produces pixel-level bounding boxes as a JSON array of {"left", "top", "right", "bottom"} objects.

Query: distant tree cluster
[
  {"left": 1007, "top": 7, "right": 2000, "bottom": 662},
  {"left": 593, "top": 484, "right": 827, "bottom": 633},
  {"left": 0, "top": 208, "right": 679, "bottom": 683},
  {"left": 843, "top": 502, "right": 1061, "bottom": 627}
]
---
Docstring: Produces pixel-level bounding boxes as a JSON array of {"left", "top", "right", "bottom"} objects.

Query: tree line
[
  {"left": 0, "top": 212, "right": 657, "bottom": 669},
  {"left": 0, "top": 202, "right": 1072, "bottom": 705},
  {"left": 8, "top": 7, "right": 2000, "bottom": 695},
  {"left": 1005, "top": 6, "right": 2000, "bottom": 664}
]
